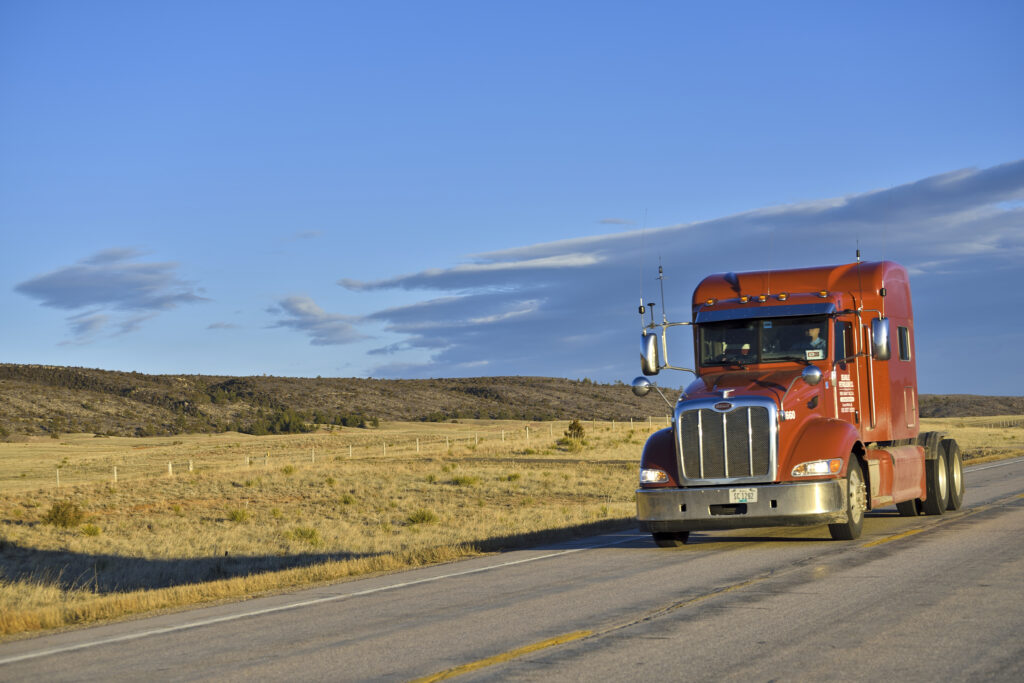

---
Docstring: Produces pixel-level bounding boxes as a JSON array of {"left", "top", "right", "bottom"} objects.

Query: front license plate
[{"left": 729, "top": 488, "right": 757, "bottom": 503}]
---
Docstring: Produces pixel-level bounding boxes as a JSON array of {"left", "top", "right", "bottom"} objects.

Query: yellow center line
[
  {"left": 862, "top": 528, "right": 923, "bottom": 547},
  {"left": 411, "top": 630, "right": 593, "bottom": 683}
]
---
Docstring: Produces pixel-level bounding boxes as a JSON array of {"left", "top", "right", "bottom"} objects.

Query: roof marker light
[
  {"left": 705, "top": 298, "right": 717, "bottom": 306},
  {"left": 818, "top": 290, "right": 829, "bottom": 298},
  {"left": 739, "top": 295, "right": 750, "bottom": 304},
  {"left": 777, "top": 292, "right": 789, "bottom": 301},
  {"left": 757, "top": 295, "right": 767, "bottom": 302}
]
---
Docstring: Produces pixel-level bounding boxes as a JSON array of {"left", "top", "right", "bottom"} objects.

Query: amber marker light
[
  {"left": 818, "top": 290, "right": 829, "bottom": 298},
  {"left": 639, "top": 468, "right": 669, "bottom": 485},
  {"left": 757, "top": 294, "right": 767, "bottom": 302},
  {"left": 739, "top": 295, "right": 750, "bottom": 303},
  {"left": 705, "top": 298, "right": 717, "bottom": 306},
  {"left": 777, "top": 292, "right": 789, "bottom": 301}
]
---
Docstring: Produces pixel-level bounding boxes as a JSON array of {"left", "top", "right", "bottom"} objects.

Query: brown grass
[
  {"left": 0, "top": 415, "right": 1017, "bottom": 639},
  {"left": 0, "top": 419, "right": 654, "bottom": 637}
]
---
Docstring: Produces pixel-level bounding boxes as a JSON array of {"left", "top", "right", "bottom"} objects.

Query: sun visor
[{"left": 695, "top": 302, "right": 836, "bottom": 324}]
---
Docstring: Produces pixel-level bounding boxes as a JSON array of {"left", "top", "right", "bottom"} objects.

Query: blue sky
[{"left": 2, "top": 1, "right": 1022, "bottom": 395}]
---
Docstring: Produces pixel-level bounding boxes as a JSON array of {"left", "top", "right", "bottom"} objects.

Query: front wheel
[
  {"left": 652, "top": 531, "right": 690, "bottom": 547},
  {"left": 829, "top": 460, "right": 866, "bottom": 540}
]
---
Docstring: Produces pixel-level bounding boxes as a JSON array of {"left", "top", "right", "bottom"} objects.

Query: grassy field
[{"left": 1, "top": 416, "right": 1020, "bottom": 638}]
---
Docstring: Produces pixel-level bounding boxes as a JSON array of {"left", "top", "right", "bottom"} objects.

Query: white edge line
[
  {"left": 0, "top": 534, "right": 642, "bottom": 667},
  {"left": 966, "top": 456, "right": 1024, "bottom": 473}
]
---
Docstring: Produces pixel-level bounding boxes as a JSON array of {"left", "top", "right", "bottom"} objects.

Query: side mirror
[
  {"left": 801, "top": 365, "right": 822, "bottom": 386},
  {"left": 872, "top": 318, "right": 891, "bottom": 360},
  {"left": 641, "top": 332, "right": 660, "bottom": 376},
  {"left": 631, "top": 376, "right": 652, "bottom": 397}
]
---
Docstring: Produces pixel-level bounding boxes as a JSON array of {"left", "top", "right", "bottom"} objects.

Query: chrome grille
[{"left": 679, "top": 406, "right": 772, "bottom": 481}]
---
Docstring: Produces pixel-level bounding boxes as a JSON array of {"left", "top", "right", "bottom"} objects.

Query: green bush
[
  {"left": 43, "top": 500, "right": 85, "bottom": 527},
  {"left": 81, "top": 524, "right": 101, "bottom": 536},
  {"left": 227, "top": 508, "right": 249, "bottom": 523},
  {"left": 407, "top": 509, "right": 438, "bottom": 525}
]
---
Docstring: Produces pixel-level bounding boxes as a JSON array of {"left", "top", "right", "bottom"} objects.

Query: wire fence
[{"left": 1, "top": 417, "right": 674, "bottom": 494}]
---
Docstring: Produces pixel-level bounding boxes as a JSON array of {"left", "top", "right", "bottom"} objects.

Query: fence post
[
  {"left": 265, "top": 452, "right": 268, "bottom": 467},
  {"left": 56, "top": 468, "right": 60, "bottom": 490},
  {"left": 168, "top": 462, "right": 173, "bottom": 477},
  {"left": 526, "top": 426, "right": 530, "bottom": 444},
  {"left": 417, "top": 438, "right": 420, "bottom": 453},
  {"left": 501, "top": 430, "right": 505, "bottom": 442},
  {"left": 188, "top": 460, "right": 193, "bottom": 472},
  {"left": 113, "top": 466, "right": 117, "bottom": 483},
  {"left": 311, "top": 448, "right": 315, "bottom": 464},
  {"left": 383, "top": 441, "right": 387, "bottom": 456}
]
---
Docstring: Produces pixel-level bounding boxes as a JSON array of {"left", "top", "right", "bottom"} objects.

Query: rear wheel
[
  {"left": 652, "top": 531, "right": 689, "bottom": 547},
  {"left": 920, "top": 448, "right": 949, "bottom": 515},
  {"left": 829, "top": 460, "right": 866, "bottom": 540},
  {"left": 943, "top": 439, "right": 965, "bottom": 511}
]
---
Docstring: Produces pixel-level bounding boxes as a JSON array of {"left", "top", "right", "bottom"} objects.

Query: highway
[{"left": 2, "top": 457, "right": 1022, "bottom": 682}]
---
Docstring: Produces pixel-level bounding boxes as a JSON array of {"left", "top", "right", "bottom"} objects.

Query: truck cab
[{"left": 632, "top": 261, "right": 964, "bottom": 545}]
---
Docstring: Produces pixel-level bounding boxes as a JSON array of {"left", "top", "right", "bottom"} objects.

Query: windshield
[{"left": 699, "top": 316, "right": 829, "bottom": 367}]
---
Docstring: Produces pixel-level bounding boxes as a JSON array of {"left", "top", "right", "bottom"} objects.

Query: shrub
[
  {"left": 340, "top": 494, "right": 355, "bottom": 505},
  {"left": 450, "top": 475, "right": 478, "bottom": 487},
  {"left": 227, "top": 508, "right": 249, "bottom": 523},
  {"left": 281, "top": 465, "right": 295, "bottom": 476},
  {"left": 407, "top": 508, "right": 438, "bottom": 525},
  {"left": 292, "top": 526, "right": 321, "bottom": 546},
  {"left": 81, "top": 524, "right": 101, "bottom": 536},
  {"left": 43, "top": 500, "right": 85, "bottom": 527}
]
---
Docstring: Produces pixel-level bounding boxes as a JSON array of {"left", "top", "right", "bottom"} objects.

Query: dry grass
[
  {"left": 1, "top": 415, "right": 1017, "bottom": 639},
  {"left": 0, "top": 419, "right": 655, "bottom": 637}
]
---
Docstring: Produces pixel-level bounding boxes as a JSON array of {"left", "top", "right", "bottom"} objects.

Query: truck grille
[{"left": 679, "top": 406, "right": 772, "bottom": 480}]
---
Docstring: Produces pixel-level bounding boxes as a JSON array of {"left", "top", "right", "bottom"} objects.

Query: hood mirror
[{"left": 631, "top": 376, "right": 652, "bottom": 397}]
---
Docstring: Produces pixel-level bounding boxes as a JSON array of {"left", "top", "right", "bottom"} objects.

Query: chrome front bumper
[{"left": 636, "top": 480, "right": 847, "bottom": 532}]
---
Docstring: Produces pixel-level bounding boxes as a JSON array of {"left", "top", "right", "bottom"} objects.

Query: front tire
[
  {"left": 829, "top": 460, "right": 866, "bottom": 540},
  {"left": 942, "top": 439, "right": 965, "bottom": 511},
  {"left": 652, "top": 531, "right": 690, "bottom": 547}
]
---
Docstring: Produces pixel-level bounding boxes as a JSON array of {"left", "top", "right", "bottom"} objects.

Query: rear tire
[
  {"left": 920, "top": 448, "right": 949, "bottom": 515},
  {"left": 829, "top": 460, "right": 866, "bottom": 540},
  {"left": 652, "top": 531, "right": 689, "bottom": 547},
  {"left": 943, "top": 439, "right": 965, "bottom": 511}
]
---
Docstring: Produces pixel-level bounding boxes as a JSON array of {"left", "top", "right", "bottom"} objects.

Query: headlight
[
  {"left": 791, "top": 459, "right": 842, "bottom": 477},
  {"left": 639, "top": 468, "right": 669, "bottom": 484}
]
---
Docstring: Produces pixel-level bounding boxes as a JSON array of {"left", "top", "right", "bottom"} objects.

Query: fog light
[
  {"left": 792, "top": 459, "right": 842, "bottom": 477},
  {"left": 640, "top": 468, "right": 669, "bottom": 484}
]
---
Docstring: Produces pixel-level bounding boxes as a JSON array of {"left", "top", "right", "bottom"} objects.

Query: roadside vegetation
[
  {"left": 0, "top": 418, "right": 653, "bottom": 637},
  {"left": 0, "top": 414, "right": 1020, "bottom": 638}
]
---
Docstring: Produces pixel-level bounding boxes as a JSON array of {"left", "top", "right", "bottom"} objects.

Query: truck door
[{"left": 832, "top": 320, "right": 859, "bottom": 428}]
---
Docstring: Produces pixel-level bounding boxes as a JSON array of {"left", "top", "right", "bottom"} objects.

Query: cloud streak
[
  {"left": 15, "top": 249, "right": 208, "bottom": 342},
  {"left": 336, "top": 159, "right": 1024, "bottom": 389},
  {"left": 269, "top": 296, "right": 367, "bottom": 346}
]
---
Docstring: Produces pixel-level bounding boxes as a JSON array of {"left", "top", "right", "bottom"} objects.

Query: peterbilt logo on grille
[{"left": 714, "top": 401, "right": 734, "bottom": 411}]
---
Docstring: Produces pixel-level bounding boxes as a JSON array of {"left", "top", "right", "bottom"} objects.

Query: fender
[
  {"left": 787, "top": 417, "right": 860, "bottom": 478},
  {"left": 640, "top": 427, "right": 678, "bottom": 487}
]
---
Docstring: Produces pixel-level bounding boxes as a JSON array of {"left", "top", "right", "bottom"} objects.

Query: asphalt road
[{"left": 2, "top": 457, "right": 1022, "bottom": 682}]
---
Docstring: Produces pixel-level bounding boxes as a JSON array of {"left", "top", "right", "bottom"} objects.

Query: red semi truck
[{"left": 631, "top": 260, "right": 964, "bottom": 545}]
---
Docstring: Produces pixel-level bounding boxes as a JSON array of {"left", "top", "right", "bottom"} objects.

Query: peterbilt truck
[{"left": 631, "top": 260, "right": 964, "bottom": 545}]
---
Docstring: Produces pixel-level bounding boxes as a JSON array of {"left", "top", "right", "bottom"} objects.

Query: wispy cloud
[
  {"left": 207, "top": 322, "right": 239, "bottom": 330},
  {"left": 15, "top": 249, "right": 207, "bottom": 342},
  {"left": 336, "top": 159, "right": 1024, "bottom": 383},
  {"left": 269, "top": 296, "right": 367, "bottom": 346}
]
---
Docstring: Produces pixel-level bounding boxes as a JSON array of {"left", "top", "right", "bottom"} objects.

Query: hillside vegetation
[{"left": 0, "top": 363, "right": 1020, "bottom": 438}]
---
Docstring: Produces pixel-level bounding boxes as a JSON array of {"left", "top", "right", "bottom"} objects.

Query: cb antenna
[
  {"left": 657, "top": 259, "right": 668, "bottom": 323},
  {"left": 855, "top": 240, "right": 864, "bottom": 312}
]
